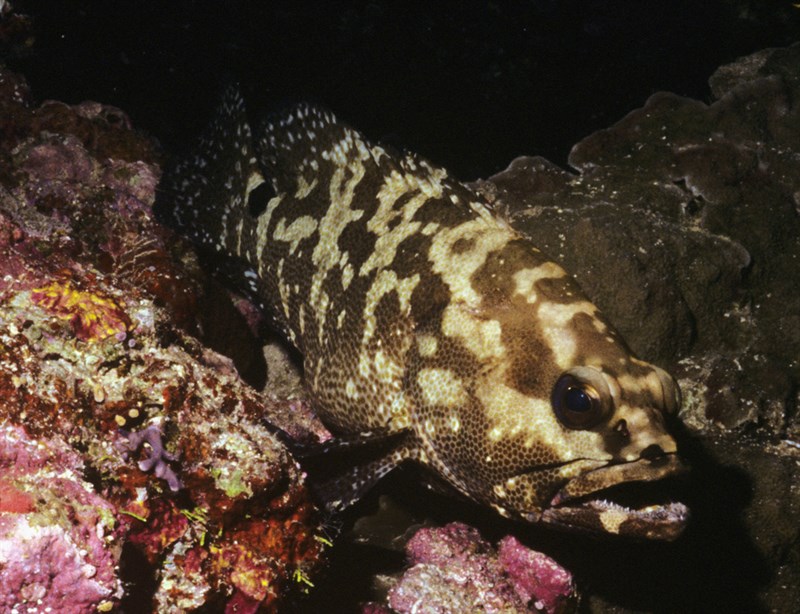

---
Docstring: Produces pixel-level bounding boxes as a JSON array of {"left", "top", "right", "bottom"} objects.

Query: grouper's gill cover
[{"left": 159, "top": 84, "right": 689, "bottom": 540}]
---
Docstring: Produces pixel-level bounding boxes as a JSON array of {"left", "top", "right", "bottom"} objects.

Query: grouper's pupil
[{"left": 565, "top": 387, "right": 592, "bottom": 413}]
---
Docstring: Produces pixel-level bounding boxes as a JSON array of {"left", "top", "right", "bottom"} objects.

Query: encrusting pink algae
[{"left": 0, "top": 61, "right": 326, "bottom": 612}]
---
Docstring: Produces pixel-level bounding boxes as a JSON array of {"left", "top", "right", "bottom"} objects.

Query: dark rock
[
  {"left": 474, "top": 43, "right": 800, "bottom": 613},
  {"left": 476, "top": 43, "right": 800, "bottom": 437}
]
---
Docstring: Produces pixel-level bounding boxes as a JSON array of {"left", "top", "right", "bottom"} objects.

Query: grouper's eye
[{"left": 552, "top": 367, "right": 613, "bottom": 429}]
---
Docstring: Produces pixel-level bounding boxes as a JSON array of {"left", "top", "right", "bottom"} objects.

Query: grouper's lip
[{"left": 540, "top": 454, "right": 690, "bottom": 540}]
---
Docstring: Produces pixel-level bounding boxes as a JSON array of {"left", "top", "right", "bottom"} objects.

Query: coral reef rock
[
  {"left": 367, "top": 522, "right": 576, "bottom": 614},
  {"left": 0, "top": 63, "right": 326, "bottom": 612}
]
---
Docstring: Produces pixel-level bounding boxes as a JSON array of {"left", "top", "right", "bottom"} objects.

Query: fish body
[{"left": 159, "top": 86, "right": 688, "bottom": 539}]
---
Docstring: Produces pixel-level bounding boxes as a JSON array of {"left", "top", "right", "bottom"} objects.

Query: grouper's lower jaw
[
  {"left": 541, "top": 454, "right": 689, "bottom": 540},
  {"left": 541, "top": 499, "right": 689, "bottom": 541}
]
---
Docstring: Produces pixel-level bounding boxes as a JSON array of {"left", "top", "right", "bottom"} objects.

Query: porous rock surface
[{"left": 474, "top": 43, "right": 800, "bottom": 613}]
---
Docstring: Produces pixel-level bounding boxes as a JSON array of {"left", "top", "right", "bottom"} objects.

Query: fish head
[{"left": 409, "top": 245, "right": 688, "bottom": 540}]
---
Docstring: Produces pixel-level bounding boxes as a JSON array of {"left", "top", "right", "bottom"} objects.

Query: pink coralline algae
[
  {"left": 0, "top": 60, "right": 326, "bottom": 611},
  {"left": 0, "top": 424, "right": 123, "bottom": 614},
  {"left": 384, "top": 522, "right": 576, "bottom": 614},
  {"left": 497, "top": 535, "right": 575, "bottom": 612}
]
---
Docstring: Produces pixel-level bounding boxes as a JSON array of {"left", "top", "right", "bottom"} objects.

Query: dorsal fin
[
  {"left": 256, "top": 103, "right": 383, "bottom": 195},
  {"left": 156, "top": 83, "right": 263, "bottom": 254},
  {"left": 255, "top": 103, "right": 458, "bottom": 203}
]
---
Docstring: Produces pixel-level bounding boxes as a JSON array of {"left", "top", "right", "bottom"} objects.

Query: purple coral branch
[{"left": 117, "top": 424, "right": 182, "bottom": 491}]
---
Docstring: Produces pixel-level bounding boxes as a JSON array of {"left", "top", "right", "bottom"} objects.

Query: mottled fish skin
[{"left": 159, "top": 85, "right": 689, "bottom": 539}]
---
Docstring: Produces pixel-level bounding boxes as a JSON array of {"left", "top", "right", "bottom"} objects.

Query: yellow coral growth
[{"left": 31, "top": 281, "right": 131, "bottom": 342}]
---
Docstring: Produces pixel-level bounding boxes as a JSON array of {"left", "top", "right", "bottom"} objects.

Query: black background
[{"left": 11, "top": 1, "right": 800, "bottom": 178}]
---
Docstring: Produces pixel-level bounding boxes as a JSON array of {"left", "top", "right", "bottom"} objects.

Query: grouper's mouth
[{"left": 539, "top": 454, "right": 689, "bottom": 540}]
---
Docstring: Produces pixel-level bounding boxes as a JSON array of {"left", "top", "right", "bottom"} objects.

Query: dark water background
[
  {"left": 7, "top": 2, "right": 800, "bottom": 612},
  {"left": 11, "top": 1, "right": 800, "bottom": 178}
]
